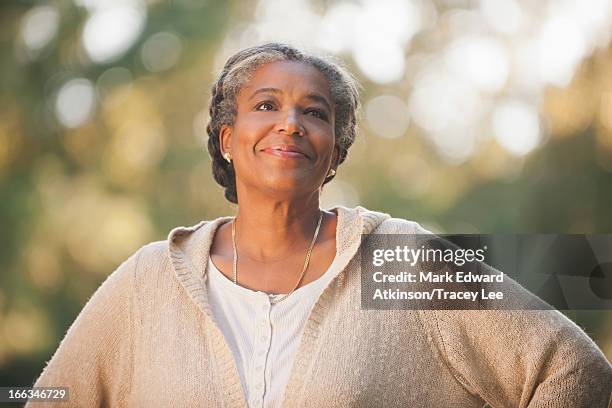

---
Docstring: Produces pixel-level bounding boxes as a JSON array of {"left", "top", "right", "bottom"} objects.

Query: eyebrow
[
  {"left": 248, "top": 87, "right": 282, "bottom": 100},
  {"left": 248, "top": 87, "right": 333, "bottom": 113}
]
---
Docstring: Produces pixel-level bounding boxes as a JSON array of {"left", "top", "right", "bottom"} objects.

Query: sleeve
[
  {"left": 420, "top": 307, "right": 612, "bottom": 408},
  {"left": 26, "top": 249, "right": 140, "bottom": 408}
]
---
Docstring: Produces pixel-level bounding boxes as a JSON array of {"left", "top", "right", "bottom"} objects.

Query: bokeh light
[
  {"left": 536, "top": 16, "right": 587, "bottom": 87},
  {"left": 493, "top": 100, "right": 541, "bottom": 156},
  {"left": 96, "top": 66, "right": 133, "bottom": 103},
  {"left": 141, "top": 32, "right": 183, "bottom": 73},
  {"left": 80, "top": 0, "right": 147, "bottom": 64},
  {"left": 366, "top": 95, "right": 410, "bottom": 139},
  {"left": 444, "top": 36, "right": 509, "bottom": 92},
  {"left": 19, "top": 5, "right": 59, "bottom": 56},
  {"left": 479, "top": 0, "right": 524, "bottom": 35},
  {"left": 55, "top": 78, "right": 96, "bottom": 128}
]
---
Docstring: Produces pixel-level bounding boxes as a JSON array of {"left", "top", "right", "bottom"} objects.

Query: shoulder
[
  {"left": 127, "top": 218, "right": 221, "bottom": 282},
  {"left": 135, "top": 239, "right": 170, "bottom": 264},
  {"left": 374, "top": 216, "right": 432, "bottom": 235},
  {"left": 131, "top": 219, "right": 213, "bottom": 266},
  {"left": 345, "top": 206, "right": 430, "bottom": 235},
  {"left": 100, "top": 241, "right": 170, "bottom": 292}
]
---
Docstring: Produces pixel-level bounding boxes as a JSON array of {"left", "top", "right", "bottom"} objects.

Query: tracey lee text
[{"left": 372, "top": 289, "right": 504, "bottom": 301}]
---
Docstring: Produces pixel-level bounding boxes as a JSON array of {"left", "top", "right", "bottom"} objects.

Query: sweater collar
[
  {"left": 167, "top": 205, "right": 390, "bottom": 288},
  {"left": 167, "top": 206, "right": 390, "bottom": 321}
]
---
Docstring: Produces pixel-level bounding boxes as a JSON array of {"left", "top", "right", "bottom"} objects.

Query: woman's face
[{"left": 220, "top": 60, "right": 337, "bottom": 201}]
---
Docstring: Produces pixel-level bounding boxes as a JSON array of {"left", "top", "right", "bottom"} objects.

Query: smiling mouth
[{"left": 261, "top": 146, "right": 309, "bottom": 159}]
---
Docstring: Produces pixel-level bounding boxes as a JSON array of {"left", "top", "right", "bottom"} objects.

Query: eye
[
  {"left": 305, "top": 108, "right": 328, "bottom": 121},
  {"left": 255, "top": 101, "right": 275, "bottom": 111}
]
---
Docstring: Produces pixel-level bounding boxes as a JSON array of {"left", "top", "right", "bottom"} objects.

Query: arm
[
  {"left": 420, "top": 307, "right": 612, "bottom": 408},
  {"left": 379, "top": 219, "right": 611, "bottom": 406},
  {"left": 26, "top": 250, "right": 140, "bottom": 407}
]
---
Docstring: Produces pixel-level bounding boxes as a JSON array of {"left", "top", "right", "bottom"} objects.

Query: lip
[{"left": 261, "top": 144, "right": 309, "bottom": 159}]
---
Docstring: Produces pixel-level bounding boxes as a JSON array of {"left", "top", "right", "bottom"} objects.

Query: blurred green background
[{"left": 1, "top": 0, "right": 611, "bottom": 388}]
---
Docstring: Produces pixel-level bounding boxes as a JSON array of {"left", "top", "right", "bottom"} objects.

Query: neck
[{"left": 233, "top": 189, "right": 323, "bottom": 262}]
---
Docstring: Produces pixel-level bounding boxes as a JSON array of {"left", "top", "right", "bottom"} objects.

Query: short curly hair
[{"left": 206, "top": 43, "right": 360, "bottom": 204}]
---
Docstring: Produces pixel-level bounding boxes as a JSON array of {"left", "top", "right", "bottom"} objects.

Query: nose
[{"left": 276, "top": 109, "right": 305, "bottom": 137}]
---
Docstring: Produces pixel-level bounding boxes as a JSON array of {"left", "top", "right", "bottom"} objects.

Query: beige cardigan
[{"left": 29, "top": 206, "right": 612, "bottom": 407}]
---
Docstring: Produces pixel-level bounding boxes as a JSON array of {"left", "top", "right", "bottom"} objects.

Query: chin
[{"left": 260, "top": 178, "right": 319, "bottom": 198}]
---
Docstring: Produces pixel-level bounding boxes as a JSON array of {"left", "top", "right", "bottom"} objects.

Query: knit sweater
[{"left": 29, "top": 206, "right": 612, "bottom": 407}]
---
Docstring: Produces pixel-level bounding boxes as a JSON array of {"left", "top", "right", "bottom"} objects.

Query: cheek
[
  {"left": 230, "top": 126, "right": 257, "bottom": 154},
  {"left": 312, "top": 129, "right": 336, "bottom": 159},
  {"left": 232, "top": 115, "right": 273, "bottom": 150}
]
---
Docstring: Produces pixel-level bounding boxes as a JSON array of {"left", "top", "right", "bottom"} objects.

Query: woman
[{"left": 30, "top": 43, "right": 611, "bottom": 407}]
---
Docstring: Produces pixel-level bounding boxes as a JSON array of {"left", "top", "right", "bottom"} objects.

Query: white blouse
[{"left": 205, "top": 255, "right": 338, "bottom": 408}]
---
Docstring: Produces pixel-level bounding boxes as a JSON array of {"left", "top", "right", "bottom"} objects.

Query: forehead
[{"left": 239, "top": 60, "right": 332, "bottom": 102}]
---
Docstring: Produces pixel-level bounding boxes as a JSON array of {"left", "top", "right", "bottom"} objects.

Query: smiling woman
[
  {"left": 221, "top": 61, "right": 336, "bottom": 206},
  {"left": 27, "top": 43, "right": 611, "bottom": 408},
  {"left": 206, "top": 43, "right": 358, "bottom": 205}
]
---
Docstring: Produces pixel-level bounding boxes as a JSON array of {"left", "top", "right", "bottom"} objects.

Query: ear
[{"left": 219, "top": 124, "right": 232, "bottom": 155}]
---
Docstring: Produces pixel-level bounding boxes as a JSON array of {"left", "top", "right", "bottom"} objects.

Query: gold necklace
[{"left": 231, "top": 211, "right": 323, "bottom": 304}]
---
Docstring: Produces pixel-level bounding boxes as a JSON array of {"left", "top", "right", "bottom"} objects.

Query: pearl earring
[{"left": 223, "top": 152, "right": 232, "bottom": 163}]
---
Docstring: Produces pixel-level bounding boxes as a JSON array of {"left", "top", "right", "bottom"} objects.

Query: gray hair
[{"left": 206, "top": 43, "right": 360, "bottom": 204}]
